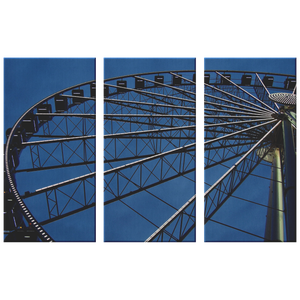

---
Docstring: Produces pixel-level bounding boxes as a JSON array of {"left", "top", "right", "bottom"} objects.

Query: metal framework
[
  {"left": 104, "top": 70, "right": 196, "bottom": 242},
  {"left": 204, "top": 70, "right": 296, "bottom": 242},
  {"left": 4, "top": 81, "right": 96, "bottom": 242}
]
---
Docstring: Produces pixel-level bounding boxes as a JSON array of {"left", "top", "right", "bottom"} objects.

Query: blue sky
[
  {"left": 104, "top": 58, "right": 196, "bottom": 241},
  {"left": 204, "top": 57, "right": 296, "bottom": 242},
  {"left": 4, "top": 58, "right": 96, "bottom": 241}
]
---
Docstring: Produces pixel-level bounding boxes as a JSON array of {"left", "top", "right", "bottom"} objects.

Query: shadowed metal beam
[
  {"left": 36, "top": 113, "right": 95, "bottom": 119},
  {"left": 22, "top": 172, "right": 95, "bottom": 198},
  {"left": 22, "top": 135, "right": 95, "bottom": 145}
]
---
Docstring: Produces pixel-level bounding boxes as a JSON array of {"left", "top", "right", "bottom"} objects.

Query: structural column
[
  {"left": 264, "top": 148, "right": 284, "bottom": 242},
  {"left": 282, "top": 119, "right": 296, "bottom": 242}
]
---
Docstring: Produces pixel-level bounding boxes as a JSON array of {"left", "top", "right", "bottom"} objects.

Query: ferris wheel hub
[{"left": 269, "top": 93, "right": 296, "bottom": 106}]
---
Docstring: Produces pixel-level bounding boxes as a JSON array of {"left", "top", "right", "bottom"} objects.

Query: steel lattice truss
[
  {"left": 4, "top": 81, "right": 96, "bottom": 242},
  {"left": 104, "top": 71, "right": 196, "bottom": 242},
  {"left": 204, "top": 70, "right": 296, "bottom": 242}
]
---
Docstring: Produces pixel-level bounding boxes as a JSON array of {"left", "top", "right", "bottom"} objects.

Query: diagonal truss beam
[
  {"left": 104, "top": 167, "right": 195, "bottom": 205},
  {"left": 253, "top": 73, "right": 280, "bottom": 110},
  {"left": 204, "top": 107, "right": 271, "bottom": 117},
  {"left": 105, "top": 125, "right": 195, "bottom": 139},
  {"left": 23, "top": 135, "right": 95, "bottom": 145},
  {"left": 204, "top": 93, "right": 267, "bottom": 113},
  {"left": 204, "top": 100, "right": 268, "bottom": 115},
  {"left": 15, "top": 160, "right": 95, "bottom": 173},
  {"left": 205, "top": 83, "right": 272, "bottom": 114},
  {"left": 205, "top": 119, "right": 276, "bottom": 146},
  {"left": 145, "top": 195, "right": 196, "bottom": 242},
  {"left": 22, "top": 172, "right": 96, "bottom": 198},
  {"left": 104, "top": 114, "right": 195, "bottom": 119},
  {"left": 36, "top": 113, "right": 95, "bottom": 119},
  {"left": 204, "top": 118, "right": 273, "bottom": 129},
  {"left": 101, "top": 142, "right": 199, "bottom": 175},
  {"left": 205, "top": 115, "right": 273, "bottom": 119}
]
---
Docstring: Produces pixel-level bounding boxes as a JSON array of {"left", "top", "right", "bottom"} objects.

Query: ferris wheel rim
[
  {"left": 205, "top": 70, "right": 296, "bottom": 77},
  {"left": 104, "top": 70, "right": 196, "bottom": 82}
]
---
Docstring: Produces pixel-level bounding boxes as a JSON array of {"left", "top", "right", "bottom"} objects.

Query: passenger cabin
[
  {"left": 241, "top": 75, "right": 252, "bottom": 86},
  {"left": 55, "top": 95, "right": 68, "bottom": 112},
  {"left": 284, "top": 78, "right": 296, "bottom": 90},
  {"left": 90, "top": 82, "right": 96, "bottom": 98},
  {"left": 204, "top": 74, "right": 210, "bottom": 84},
  {"left": 5, "top": 228, "right": 38, "bottom": 242},
  {"left": 135, "top": 78, "right": 144, "bottom": 89},
  {"left": 193, "top": 74, "right": 199, "bottom": 83},
  {"left": 72, "top": 89, "right": 84, "bottom": 105},
  {"left": 154, "top": 75, "right": 164, "bottom": 86},
  {"left": 104, "top": 85, "right": 109, "bottom": 97},
  {"left": 221, "top": 74, "right": 231, "bottom": 84},
  {"left": 9, "top": 147, "right": 19, "bottom": 170},
  {"left": 117, "top": 80, "right": 127, "bottom": 93},
  {"left": 173, "top": 74, "right": 182, "bottom": 86},
  {"left": 262, "top": 76, "right": 274, "bottom": 87},
  {"left": 37, "top": 104, "right": 52, "bottom": 121},
  {"left": 6, "top": 128, "right": 26, "bottom": 149},
  {"left": 21, "top": 113, "right": 38, "bottom": 135},
  {"left": 1, "top": 144, "right": 19, "bottom": 192}
]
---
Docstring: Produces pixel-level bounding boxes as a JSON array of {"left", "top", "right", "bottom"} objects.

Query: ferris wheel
[
  {"left": 204, "top": 70, "right": 296, "bottom": 242},
  {"left": 4, "top": 80, "right": 96, "bottom": 242},
  {"left": 104, "top": 70, "right": 196, "bottom": 242}
]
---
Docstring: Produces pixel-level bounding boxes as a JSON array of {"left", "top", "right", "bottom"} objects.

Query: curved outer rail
[
  {"left": 101, "top": 70, "right": 299, "bottom": 84},
  {"left": 104, "top": 70, "right": 195, "bottom": 82},
  {"left": 4, "top": 80, "right": 96, "bottom": 242}
]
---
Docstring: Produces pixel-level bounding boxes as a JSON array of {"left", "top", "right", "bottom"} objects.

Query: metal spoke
[
  {"left": 253, "top": 73, "right": 280, "bottom": 111},
  {"left": 204, "top": 119, "right": 277, "bottom": 146},
  {"left": 205, "top": 83, "right": 273, "bottom": 113},
  {"left": 105, "top": 143, "right": 195, "bottom": 175},
  {"left": 145, "top": 195, "right": 195, "bottom": 242},
  {"left": 22, "top": 172, "right": 95, "bottom": 198},
  {"left": 216, "top": 71, "right": 278, "bottom": 113},
  {"left": 36, "top": 113, "right": 95, "bottom": 119},
  {"left": 204, "top": 120, "right": 282, "bottom": 223},
  {"left": 23, "top": 135, "right": 95, "bottom": 145}
]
